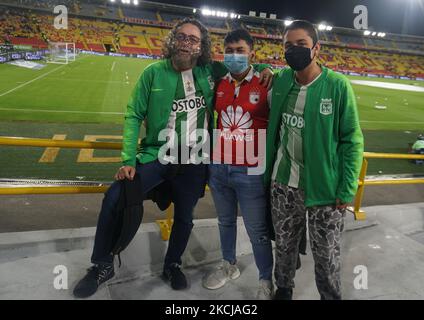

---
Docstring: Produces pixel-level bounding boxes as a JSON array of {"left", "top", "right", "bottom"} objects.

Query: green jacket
[
  {"left": 264, "top": 66, "right": 364, "bottom": 206},
  {"left": 412, "top": 140, "right": 424, "bottom": 150},
  {"left": 122, "top": 59, "right": 269, "bottom": 167},
  {"left": 121, "top": 59, "right": 225, "bottom": 167}
]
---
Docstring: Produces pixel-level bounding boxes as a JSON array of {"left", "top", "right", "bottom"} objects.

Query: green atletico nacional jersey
[
  {"left": 166, "top": 69, "right": 209, "bottom": 147},
  {"left": 271, "top": 73, "right": 322, "bottom": 189}
]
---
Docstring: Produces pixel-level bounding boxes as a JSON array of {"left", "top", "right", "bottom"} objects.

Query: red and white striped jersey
[{"left": 213, "top": 67, "right": 271, "bottom": 166}]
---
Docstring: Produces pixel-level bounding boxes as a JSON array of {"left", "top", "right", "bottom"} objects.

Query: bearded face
[{"left": 170, "top": 23, "right": 202, "bottom": 70}]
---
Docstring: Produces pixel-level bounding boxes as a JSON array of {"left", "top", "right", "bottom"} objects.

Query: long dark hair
[{"left": 162, "top": 18, "right": 212, "bottom": 66}]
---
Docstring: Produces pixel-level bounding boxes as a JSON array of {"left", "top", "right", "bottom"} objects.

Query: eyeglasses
[{"left": 175, "top": 33, "right": 201, "bottom": 45}]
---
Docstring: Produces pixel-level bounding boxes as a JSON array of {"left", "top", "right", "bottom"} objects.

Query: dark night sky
[{"left": 152, "top": 0, "right": 424, "bottom": 37}]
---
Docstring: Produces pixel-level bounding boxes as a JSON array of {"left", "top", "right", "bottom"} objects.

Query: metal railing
[
  {"left": 352, "top": 152, "right": 424, "bottom": 220},
  {"left": 1, "top": 136, "right": 424, "bottom": 239}
]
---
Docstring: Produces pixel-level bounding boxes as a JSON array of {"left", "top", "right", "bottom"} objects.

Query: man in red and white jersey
[
  {"left": 202, "top": 29, "right": 274, "bottom": 300},
  {"left": 213, "top": 68, "right": 271, "bottom": 166}
]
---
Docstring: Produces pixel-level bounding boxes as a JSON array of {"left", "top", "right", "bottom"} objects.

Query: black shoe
[
  {"left": 162, "top": 263, "right": 187, "bottom": 290},
  {"left": 273, "top": 287, "right": 293, "bottom": 300},
  {"left": 73, "top": 264, "right": 115, "bottom": 298}
]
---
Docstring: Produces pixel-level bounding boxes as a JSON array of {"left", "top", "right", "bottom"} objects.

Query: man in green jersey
[
  {"left": 73, "top": 18, "right": 272, "bottom": 298},
  {"left": 411, "top": 134, "right": 424, "bottom": 164},
  {"left": 264, "top": 20, "right": 364, "bottom": 300}
]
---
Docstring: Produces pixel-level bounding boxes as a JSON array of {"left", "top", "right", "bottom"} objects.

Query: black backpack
[
  {"left": 109, "top": 175, "right": 144, "bottom": 266},
  {"left": 108, "top": 164, "right": 183, "bottom": 266},
  {"left": 109, "top": 165, "right": 204, "bottom": 266}
]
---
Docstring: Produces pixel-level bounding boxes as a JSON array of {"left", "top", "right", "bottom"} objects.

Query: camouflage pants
[{"left": 270, "top": 181, "right": 345, "bottom": 300}]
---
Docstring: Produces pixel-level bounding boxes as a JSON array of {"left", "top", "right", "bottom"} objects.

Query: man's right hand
[{"left": 114, "top": 166, "right": 136, "bottom": 181}]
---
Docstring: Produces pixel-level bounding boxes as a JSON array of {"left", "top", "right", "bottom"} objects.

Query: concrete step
[{"left": 1, "top": 203, "right": 424, "bottom": 300}]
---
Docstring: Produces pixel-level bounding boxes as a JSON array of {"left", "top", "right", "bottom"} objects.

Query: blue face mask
[{"left": 223, "top": 54, "right": 249, "bottom": 74}]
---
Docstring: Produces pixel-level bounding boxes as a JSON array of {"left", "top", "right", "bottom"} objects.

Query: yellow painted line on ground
[
  {"left": 0, "top": 136, "right": 122, "bottom": 150},
  {"left": 0, "top": 186, "right": 109, "bottom": 195},
  {"left": 38, "top": 134, "right": 67, "bottom": 163}
]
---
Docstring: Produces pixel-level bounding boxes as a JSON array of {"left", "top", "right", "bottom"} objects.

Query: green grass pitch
[{"left": 0, "top": 54, "right": 422, "bottom": 180}]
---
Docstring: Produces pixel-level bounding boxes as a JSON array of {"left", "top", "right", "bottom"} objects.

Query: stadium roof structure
[
  {"left": 109, "top": 0, "right": 424, "bottom": 40},
  {"left": 2, "top": 0, "right": 424, "bottom": 51}
]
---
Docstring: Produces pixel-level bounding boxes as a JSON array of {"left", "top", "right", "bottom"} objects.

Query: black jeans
[{"left": 91, "top": 160, "right": 207, "bottom": 268}]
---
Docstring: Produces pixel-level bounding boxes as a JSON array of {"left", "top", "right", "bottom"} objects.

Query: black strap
[
  {"left": 124, "top": 174, "right": 143, "bottom": 206},
  {"left": 117, "top": 253, "right": 122, "bottom": 268}
]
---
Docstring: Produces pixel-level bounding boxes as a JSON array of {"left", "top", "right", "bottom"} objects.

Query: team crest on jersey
[
  {"left": 249, "top": 90, "right": 260, "bottom": 105},
  {"left": 217, "top": 91, "right": 224, "bottom": 98},
  {"left": 320, "top": 98, "right": 333, "bottom": 115}
]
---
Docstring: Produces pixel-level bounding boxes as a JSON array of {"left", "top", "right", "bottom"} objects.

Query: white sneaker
[
  {"left": 202, "top": 260, "right": 241, "bottom": 290},
  {"left": 256, "top": 279, "right": 274, "bottom": 300}
]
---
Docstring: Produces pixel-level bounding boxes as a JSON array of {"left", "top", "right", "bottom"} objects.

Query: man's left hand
[
  {"left": 259, "top": 68, "right": 274, "bottom": 90},
  {"left": 336, "top": 198, "right": 348, "bottom": 210}
]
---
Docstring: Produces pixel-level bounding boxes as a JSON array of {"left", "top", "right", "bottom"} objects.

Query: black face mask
[{"left": 284, "top": 44, "right": 315, "bottom": 71}]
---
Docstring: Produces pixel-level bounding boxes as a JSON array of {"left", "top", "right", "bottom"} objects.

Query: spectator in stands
[
  {"left": 264, "top": 20, "right": 363, "bottom": 300},
  {"left": 202, "top": 29, "right": 274, "bottom": 300},
  {"left": 411, "top": 134, "right": 424, "bottom": 165},
  {"left": 72, "top": 17, "right": 272, "bottom": 299}
]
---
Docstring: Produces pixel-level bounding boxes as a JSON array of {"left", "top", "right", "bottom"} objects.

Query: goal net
[{"left": 47, "top": 42, "right": 76, "bottom": 64}]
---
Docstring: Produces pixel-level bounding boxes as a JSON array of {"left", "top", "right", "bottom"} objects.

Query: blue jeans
[
  {"left": 91, "top": 160, "right": 207, "bottom": 268},
  {"left": 208, "top": 164, "right": 273, "bottom": 281}
]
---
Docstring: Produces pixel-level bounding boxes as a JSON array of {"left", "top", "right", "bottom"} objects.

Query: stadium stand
[
  {"left": 396, "top": 40, "right": 424, "bottom": 52},
  {"left": 160, "top": 11, "right": 187, "bottom": 23},
  {"left": 337, "top": 34, "right": 365, "bottom": 47},
  {"left": 1, "top": 0, "right": 424, "bottom": 78},
  {"left": 122, "top": 7, "right": 157, "bottom": 21},
  {"left": 319, "top": 30, "right": 339, "bottom": 43},
  {"left": 255, "top": 38, "right": 284, "bottom": 65},
  {"left": 364, "top": 37, "right": 395, "bottom": 49},
  {"left": 244, "top": 22, "right": 267, "bottom": 35},
  {"left": 118, "top": 24, "right": 164, "bottom": 55},
  {"left": 199, "top": 17, "right": 227, "bottom": 30}
]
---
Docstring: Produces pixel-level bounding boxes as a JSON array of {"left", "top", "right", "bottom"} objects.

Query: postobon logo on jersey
[
  {"left": 282, "top": 113, "right": 304, "bottom": 129},
  {"left": 172, "top": 96, "right": 206, "bottom": 112}
]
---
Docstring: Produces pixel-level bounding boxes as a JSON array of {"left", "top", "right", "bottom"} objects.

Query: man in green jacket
[
  {"left": 73, "top": 18, "right": 272, "bottom": 298},
  {"left": 411, "top": 134, "right": 424, "bottom": 164},
  {"left": 264, "top": 20, "right": 364, "bottom": 300}
]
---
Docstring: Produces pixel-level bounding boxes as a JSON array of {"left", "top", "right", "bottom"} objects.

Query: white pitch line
[
  {"left": 111, "top": 61, "right": 116, "bottom": 71},
  {"left": 0, "top": 55, "right": 89, "bottom": 98},
  {"left": 351, "top": 80, "right": 424, "bottom": 93},
  {"left": 0, "top": 107, "right": 124, "bottom": 115},
  {"left": 0, "top": 64, "right": 67, "bottom": 98},
  {"left": 47, "top": 77, "right": 126, "bottom": 84},
  {"left": 0, "top": 107, "right": 420, "bottom": 122}
]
